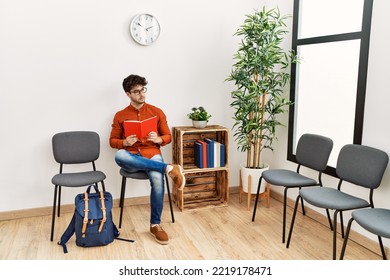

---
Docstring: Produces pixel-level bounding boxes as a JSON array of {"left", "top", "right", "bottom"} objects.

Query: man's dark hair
[{"left": 122, "top": 74, "right": 148, "bottom": 92}]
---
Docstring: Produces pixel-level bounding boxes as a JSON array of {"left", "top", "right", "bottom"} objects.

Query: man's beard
[{"left": 131, "top": 97, "right": 145, "bottom": 105}]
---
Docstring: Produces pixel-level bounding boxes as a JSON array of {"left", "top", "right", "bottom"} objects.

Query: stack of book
[{"left": 194, "top": 138, "right": 225, "bottom": 168}]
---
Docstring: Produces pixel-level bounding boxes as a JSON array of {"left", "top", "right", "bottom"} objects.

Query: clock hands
[
  {"left": 146, "top": 25, "right": 156, "bottom": 31},
  {"left": 136, "top": 23, "right": 156, "bottom": 32},
  {"left": 136, "top": 22, "right": 146, "bottom": 30}
]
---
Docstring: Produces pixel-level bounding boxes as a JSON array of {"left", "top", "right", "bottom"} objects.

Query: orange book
[
  {"left": 123, "top": 116, "right": 158, "bottom": 139},
  {"left": 196, "top": 140, "right": 208, "bottom": 168}
]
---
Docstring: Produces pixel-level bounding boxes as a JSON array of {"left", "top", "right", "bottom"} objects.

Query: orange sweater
[{"left": 109, "top": 103, "right": 171, "bottom": 159}]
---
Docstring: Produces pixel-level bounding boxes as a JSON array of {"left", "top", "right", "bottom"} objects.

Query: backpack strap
[
  {"left": 57, "top": 214, "right": 76, "bottom": 254},
  {"left": 98, "top": 191, "right": 107, "bottom": 232},
  {"left": 81, "top": 191, "right": 89, "bottom": 238}
]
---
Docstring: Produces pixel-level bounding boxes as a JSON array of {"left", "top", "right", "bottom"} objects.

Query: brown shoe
[
  {"left": 168, "top": 164, "right": 185, "bottom": 189},
  {"left": 150, "top": 224, "right": 169, "bottom": 245}
]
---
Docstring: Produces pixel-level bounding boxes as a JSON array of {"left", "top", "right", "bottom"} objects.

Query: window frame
[{"left": 287, "top": 0, "right": 374, "bottom": 177}]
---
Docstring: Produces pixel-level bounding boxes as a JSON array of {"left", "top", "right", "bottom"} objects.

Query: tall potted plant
[{"left": 226, "top": 7, "right": 297, "bottom": 195}]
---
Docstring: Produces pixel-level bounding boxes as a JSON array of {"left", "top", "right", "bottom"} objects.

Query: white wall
[
  {"left": 1, "top": 0, "right": 389, "bottom": 248},
  {"left": 0, "top": 0, "right": 284, "bottom": 211}
]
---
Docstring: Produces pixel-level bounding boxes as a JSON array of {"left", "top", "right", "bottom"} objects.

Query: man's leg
[
  {"left": 147, "top": 154, "right": 169, "bottom": 245},
  {"left": 115, "top": 149, "right": 167, "bottom": 173},
  {"left": 115, "top": 149, "right": 185, "bottom": 189},
  {"left": 147, "top": 154, "right": 165, "bottom": 225}
]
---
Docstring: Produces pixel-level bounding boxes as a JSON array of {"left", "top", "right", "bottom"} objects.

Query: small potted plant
[{"left": 187, "top": 106, "right": 212, "bottom": 128}]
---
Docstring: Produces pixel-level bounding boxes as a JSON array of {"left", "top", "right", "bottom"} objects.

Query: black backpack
[{"left": 57, "top": 184, "right": 134, "bottom": 253}]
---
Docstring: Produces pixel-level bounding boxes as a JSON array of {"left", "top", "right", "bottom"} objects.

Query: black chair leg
[
  {"left": 340, "top": 217, "right": 354, "bottom": 260},
  {"left": 286, "top": 195, "right": 301, "bottom": 248},
  {"left": 101, "top": 180, "right": 106, "bottom": 192},
  {"left": 332, "top": 211, "right": 339, "bottom": 260},
  {"left": 340, "top": 211, "right": 345, "bottom": 238},
  {"left": 325, "top": 208, "right": 333, "bottom": 231},
  {"left": 251, "top": 177, "right": 263, "bottom": 221},
  {"left": 378, "top": 236, "right": 387, "bottom": 260},
  {"left": 57, "top": 186, "right": 62, "bottom": 217},
  {"left": 119, "top": 177, "right": 126, "bottom": 208},
  {"left": 299, "top": 191, "right": 306, "bottom": 215},
  {"left": 50, "top": 185, "right": 58, "bottom": 241},
  {"left": 119, "top": 176, "right": 126, "bottom": 229},
  {"left": 165, "top": 174, "right": 175, "bottom": 223},
  {"left": 282, "top": 187, "right": 288, "bottom": 243}
]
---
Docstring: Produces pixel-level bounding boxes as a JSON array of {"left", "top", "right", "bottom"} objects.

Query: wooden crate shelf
[{"left": 172, "top": 125, "right": 229, "bottom": 211}]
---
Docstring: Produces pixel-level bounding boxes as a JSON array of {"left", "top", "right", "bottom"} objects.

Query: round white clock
[{"left": 130, "top": 13, "right": 161, "bottom": 46}]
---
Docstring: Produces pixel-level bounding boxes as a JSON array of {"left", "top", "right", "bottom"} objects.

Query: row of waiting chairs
[
  {"left": 252, "top": 133, "right": 390, "bottom": 260},
  {"left": 50, "top": 131, "right": 390, "bottom": 259}
]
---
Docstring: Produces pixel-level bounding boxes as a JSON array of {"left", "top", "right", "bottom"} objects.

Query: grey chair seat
[
  {"left": 300, "top": 187, "right": 369, "bottom": 210},
  {"left": 120, "top": 169, "right": 149, "bottom": 180},
  {"left": 52, "top": 171, "right": 106, "bottom": 187},
  {"left": 263, "top": 169, "right": 317, "bottom": 187},
  {"left": 352, "top": 208, "right": 390, "bottom": 239}
]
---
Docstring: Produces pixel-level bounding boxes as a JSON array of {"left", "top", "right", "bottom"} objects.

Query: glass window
[{"left": 299, "top": 0, "right": 364, "bottom": 38}]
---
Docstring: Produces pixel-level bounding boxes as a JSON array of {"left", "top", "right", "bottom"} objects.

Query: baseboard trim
[{"left": 0, "top": 196, "right": 151, "bottom": 221}]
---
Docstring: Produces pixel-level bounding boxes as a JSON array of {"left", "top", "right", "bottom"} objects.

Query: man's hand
[
  {"left": 147, "top": 131, "right": 162, "bottom": 144},
  {"left": 123, "top": 135, "right": 138, "bottom": 147}
]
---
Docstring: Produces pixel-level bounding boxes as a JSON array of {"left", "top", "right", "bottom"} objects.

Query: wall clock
[{"left": 130, "top": 13, "right": 161, "bottom": 46}]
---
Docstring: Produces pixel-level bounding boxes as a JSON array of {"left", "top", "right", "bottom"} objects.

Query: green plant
[
  {"left": 226, "top": 7, "right": 297, "bottom": 169},
  {"left": 187, "top": 106, "right": 212, "bottom": 121}
]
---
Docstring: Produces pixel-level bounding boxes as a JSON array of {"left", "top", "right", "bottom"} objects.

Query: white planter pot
[
  {"left": 240, "top": 162, "right": 269, "bottom": 194},
  {"left": 192, "top": 120, "right": 208, "bottom": 128}
]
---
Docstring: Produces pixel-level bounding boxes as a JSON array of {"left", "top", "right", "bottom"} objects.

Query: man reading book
[{"left": 109, "top": 74, "right": 185, "bottom": 245}]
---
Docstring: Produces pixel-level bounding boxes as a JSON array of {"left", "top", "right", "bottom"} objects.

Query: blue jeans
[{"left": 114, "top": 149, "right": 168, "bottom": 225}]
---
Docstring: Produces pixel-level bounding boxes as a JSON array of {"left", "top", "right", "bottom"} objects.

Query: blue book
[
  {"left": 204, "top": 138, "right": 214, "bottom": 168},
  {"left": 196, "top": 140, "right": 208, "bottom": 168},
  {"left": 220, "top": 143, "right": 225, "bottom": 167},
  {"left": 194, "top": 141, "right": 204, "bottom": 168}
]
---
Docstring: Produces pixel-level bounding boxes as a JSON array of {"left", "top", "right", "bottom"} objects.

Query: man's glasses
[{"left": 130, "top": 87, "right": 147, "bottom": 96}]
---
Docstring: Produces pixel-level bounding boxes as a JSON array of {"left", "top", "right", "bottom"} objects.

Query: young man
[{"left": 109, "top": 74, "right": 185, "bottom": 245}]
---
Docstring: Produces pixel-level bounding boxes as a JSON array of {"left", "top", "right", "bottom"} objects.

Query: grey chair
[
  {"left": 118, "top": 169, "right": 175, "bottom": 229},
  {"left": 50, "top": 131, "right": 106, "bottom": 241},
  {"left": 340, "top": 208, "right": 390, "bottom": 260},
  {"left": 252, "top": 133, "right": 334, "bottom": 243},
  {"left": 286, "top": 144, "right": 389, "bottom": 259}
]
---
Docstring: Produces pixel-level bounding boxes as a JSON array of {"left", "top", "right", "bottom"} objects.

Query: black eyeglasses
[{"left": 130, "top": 87, "right": 147, "bottom": 96}]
